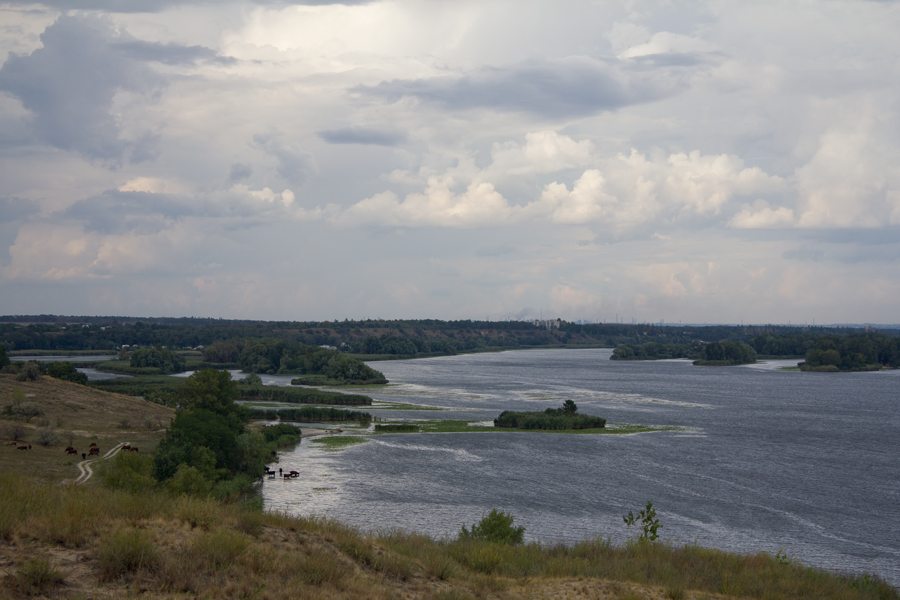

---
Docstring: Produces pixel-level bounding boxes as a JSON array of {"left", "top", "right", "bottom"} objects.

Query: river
[{"left": 263, "top": 348, "right": 900, "bottom": 584}]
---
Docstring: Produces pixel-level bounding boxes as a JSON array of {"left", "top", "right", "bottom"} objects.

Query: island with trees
[
  {"left": 611, "top": 340, "right": 757, "bottom": 366},
  {"left": 494, "top": 401, "right": 606, "bottom": 431}
]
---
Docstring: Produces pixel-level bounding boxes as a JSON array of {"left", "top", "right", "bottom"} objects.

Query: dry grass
[
  {"left": 0, "top": 473, "right": 895, "bottom": 600},
  {"left": 0, "top": 374, "right": 173, "bottom": 479}
]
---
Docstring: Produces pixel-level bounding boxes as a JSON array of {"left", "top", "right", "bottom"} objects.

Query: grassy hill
[
  {"left": 0, "top": 374, "right": 173, "bottom": 479},
  {"left": 0, "top": 375, "right": 896, "bottom": 600}
]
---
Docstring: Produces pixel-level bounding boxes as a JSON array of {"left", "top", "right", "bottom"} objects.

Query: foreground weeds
[{"left": 0, "top": 472, "right": 895, "bottom": 600}]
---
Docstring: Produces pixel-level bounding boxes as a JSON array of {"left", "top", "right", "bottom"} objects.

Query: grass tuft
[
  {"left": 7, "top": 555, "right": 66, "bottom": 596},
  {"left": 97, "top": 528, "right": 160, "bottom": 581}
]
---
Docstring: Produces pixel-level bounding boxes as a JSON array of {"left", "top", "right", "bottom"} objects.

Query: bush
[
  {"left": 100, "top": 452, "right": 157, "bottom": 494},
  {"left": 15, "top": 362, "right": 41, "bottom": 381},
  {"left": 45, "top": 361, "right": 88, "bottom": 385},
  {"left": 98, "top": 528, "right": 160, "bottom": 581},
  {"left": 459, "top": 509, "right": 525, "bottom": 545},
  {"left": 9, "top": 555, "right": 65, "bottom": 595},
  {"left": 34, "top": 426, "right": 61, "bottom": 447},
  {"left": 0, "top": 421, "right": 27, "bottom": 441}
]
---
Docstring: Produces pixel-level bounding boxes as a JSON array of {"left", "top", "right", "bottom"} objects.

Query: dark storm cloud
[
  {"left": 0, "top": 15, "right": 231, "bottom": 164},
  {"left": 63, "top": 190, "right": 201, "bottom": 234},
  {"left": 356, "top": 57, "right": 684, "bottom": 118},
  {"left": 317, "top": 127, "right": 406, "bottom": 146},
  {"left": 6, "top": 0, "right": 371, "bottom": 12}
]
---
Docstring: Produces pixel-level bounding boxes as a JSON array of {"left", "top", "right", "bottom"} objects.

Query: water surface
[{"left": 261, "top": 349, "right": 898, "bottom": 583}]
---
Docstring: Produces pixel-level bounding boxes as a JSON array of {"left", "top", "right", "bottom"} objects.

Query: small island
[
  {"left": 494, "top": 400, "right": 606, "bottom": 431},
  {"left": 611, "top": 341, "right": 757, "bottom": 366}
]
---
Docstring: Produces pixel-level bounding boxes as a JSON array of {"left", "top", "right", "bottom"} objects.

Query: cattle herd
[{"left": 266, "top": 467, "right": 301, "bottom": 480}]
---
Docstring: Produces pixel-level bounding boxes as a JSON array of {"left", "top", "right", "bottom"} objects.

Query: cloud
[
  {"left": 0, "top": 14, "right": 228, "bottom": 164},
  {"left": 317, "top": 127, "right": 406, "bottom": 146},
  {"left": 252, "top": 132, "right": 317, "bottom": 187},
  {"left": 489, "top": 131, "right": 594, "bottom": 176},
  {"left": 63, "top": 190, "right": 200, "bottom": 235},
  {"left": 356, "top": 56, "right": 686, "bottom": 118},
  {"left": 729, "top": 200, "right": 795, "bottom": 228},
  {"left": 228, "top": 163, "right": 253, "bottom": 183},
  {"left": 60, "top": 184, "right": 313, "bottom": 235},
  {"left": 334, "top": 144, "right": 788, "bottom": 233},
  {"left": 338, "top": 176, "right": 511, "bottom": 228},
  {"left": 2, "top": 0, "right": 372, "bottom": 13},
  {"left": 0, "top": 197, "right": 40, "bottom": 221},
  {"left": 795, "top": 118, "right": 900, "bottom": 228},
  {"left": 111, "top": 39, "right": 235, "bottom": 65}
]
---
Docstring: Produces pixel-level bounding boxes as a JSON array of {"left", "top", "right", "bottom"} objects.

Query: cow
[
  {"left": 283, "top": 474, "right": 292, "bottom": 480},
  {"left": 128, "top": 447, "right": 138, "bottom": 453},
  {"left": 89, "top": 442, "right": 97, "bottom": 448},
  {"left": 66, "top": 448, "right": 78, "bottom": 455},
  {"left": 17, "top": 445, "right": 29, "bottom": 450},
  {"left": 289, "top": 470, "right": 300, "bottom": 478},
  {"left": 122, "top": 444, "right": 131, "bottom": 451},
  {"left": 88, "top": 447, "right": 100, "bottom": 456}
]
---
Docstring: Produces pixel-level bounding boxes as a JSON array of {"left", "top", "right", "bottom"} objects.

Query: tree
[
  {"left": 623, "top": 501, "right": 662, "bottom": 542},
  {"left": 459, "top": 509, "right": 525, "bottom": 545},
  {"left": 46, "top": 361, "right": 88, "bottom": 385},
  {"left": 0, "top": 345, "right": 9, "bottom": 369}
]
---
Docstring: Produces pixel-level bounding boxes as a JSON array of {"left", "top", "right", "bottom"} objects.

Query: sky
[{"left": 0, "top": 0, "right": 899, "bottom": 324}]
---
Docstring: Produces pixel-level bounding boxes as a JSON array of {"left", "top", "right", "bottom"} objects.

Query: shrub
[
  {"left": 0, "top": 421, "right": 28, "bottom": 441},
  {"left": 459, "top": 509, "right": 525, "bottom": 545},
  {"left": 45, "top": 361, "right": 88, "bottom": 385},
  {"left": 9, "top": 555, "right": 65, "bottom": 595},
  {"left": 97, "top": 528, "right": 160, "bottom": 580},
  {"left": 100, "top": 452, "right": 157, "bottom": 494},
  {"left": 34, "top": 426, "right": 61, "bottom": 447},
  {"left": 15, "top": 362, "right": 41, "bottom": 381},
  {"left": 166, "top": 464, "right": 212, "bottom": 497},
  {"left": 623, "top": 501, "right": 662, "bottom": 542}
]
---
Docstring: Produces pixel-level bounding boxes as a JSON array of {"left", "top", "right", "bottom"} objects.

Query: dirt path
[{"left": 74, "top": 442, "right": 126, "bottom": 485}]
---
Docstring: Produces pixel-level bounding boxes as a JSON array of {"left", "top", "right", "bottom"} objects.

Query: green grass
[{"left": 309, "top": 436, "right": 369, "bottom": 451}]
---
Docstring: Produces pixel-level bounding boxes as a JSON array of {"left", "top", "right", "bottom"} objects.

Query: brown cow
[
  {"left": 122, "top": 444, "right": 131, "bottom": 450},
  {"left": 128, "top": 447, "right": 138, "bottom": 453},
  {"left": 88, "top": 447, "right": 100, "bottom": 456},
  {"left": 5, "top": 441, "right": 18, "bottom": 446},
  {"left": 289, "top": 470, "right": 300, "bottom": 478},
  {"left": 283, "top": 474, "right": 292, "bottom": 480},
  {"left": 65, "top": 446, "right": 76, "bottom": 452},
  {"left": 66, "top": 448, "right": 78, "bottom": 455},
  {"left": 89, "top": 442, "right": 98, "bottom": 448},
  {"left": 17, "top": 444, "right": 31, "bottom": 450}
]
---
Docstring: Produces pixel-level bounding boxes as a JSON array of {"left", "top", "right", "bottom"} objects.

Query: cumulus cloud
[
  {"left": 337, "top": 138, "right": 786, "bottom": 233},
  {"left": 795, "top": 119, "right": 900, "bottom": 228},
  {"left": 729, "top": 200, "right": 795, "bottom": 228},
  {"left": 356, "top": 56, "right": 687, "bottom": 118},
  {"left": 489, "top": 131, "right": 594, "bottom": 176},
  {"left": 338, "top": 176, "right": 511, "bottom": 228}
]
